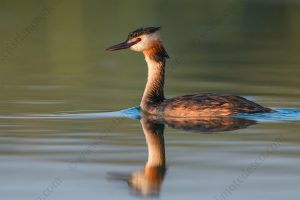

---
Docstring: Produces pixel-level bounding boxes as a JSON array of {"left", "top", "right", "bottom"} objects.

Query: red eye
[{"left": 137, "top": 38, "right": 142, "bottom": 41}]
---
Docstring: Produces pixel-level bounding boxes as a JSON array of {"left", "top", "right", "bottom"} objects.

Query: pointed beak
[{"left": 106, "top": 39, "right": 140, "bottom": 51}]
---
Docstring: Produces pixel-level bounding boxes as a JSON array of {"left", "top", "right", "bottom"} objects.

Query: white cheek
[
  {"left": 129, "top": 33, "right": 160, "bottom": 52},
  {"left": 130, "top": 38, "right": 151, "bottom": 52},
  {"left": 130, "top": 42, "right": 146, "bottom": 52}
]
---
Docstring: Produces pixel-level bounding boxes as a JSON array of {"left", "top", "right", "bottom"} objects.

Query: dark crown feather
[{"left": 127, "top": 27, "right": 161, "bottom": 40}]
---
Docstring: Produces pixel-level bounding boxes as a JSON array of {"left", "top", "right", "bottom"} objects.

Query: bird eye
[{"left": 137, "top": 38, "right": 142, "bottom": 41}]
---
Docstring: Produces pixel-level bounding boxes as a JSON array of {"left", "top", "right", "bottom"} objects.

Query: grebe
[{"left": 107, "top": 27, "right": 273, "bottom": 117}]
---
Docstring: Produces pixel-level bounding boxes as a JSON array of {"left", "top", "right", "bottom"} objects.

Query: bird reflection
[
  {"left": 107, "top": 115, "right": 256, "bottom": 196},
  {"left": 145, "top": 114, "right": 256, "bottom": 132},
  {"left": 108, "top": 117, "right": 166, "bottom": 197},
  {"left": 128, "top": 117, "right": 166, "bottom": 196}
]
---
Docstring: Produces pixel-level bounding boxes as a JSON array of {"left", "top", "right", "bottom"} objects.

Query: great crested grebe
[{"left": 107, "top": 27, "right": 273, "bottom": 117}]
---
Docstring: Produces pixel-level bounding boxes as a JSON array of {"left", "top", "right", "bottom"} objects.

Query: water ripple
[
  {"left": 235, "top": 108, "right": 300, "bottom": 122},
  {"left": 0, "top": 107, "right": 299, "bottom": 122}
]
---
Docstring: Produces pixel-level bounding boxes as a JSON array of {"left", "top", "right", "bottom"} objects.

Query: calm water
[{"left": 1, "top": 1, "right": 300, "bottom": 200}]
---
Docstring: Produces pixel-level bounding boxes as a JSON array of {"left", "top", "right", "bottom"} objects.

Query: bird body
[
  {"left": 156, "top": 93, "right": 272, "bottom": 117},
  {"left": 107, "top": 27, "right": 273, "bottom": 117}
]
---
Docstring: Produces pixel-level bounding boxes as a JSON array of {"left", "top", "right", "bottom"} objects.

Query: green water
[{"left": 0, "top": 1, "right": 300, "bottom": 200}]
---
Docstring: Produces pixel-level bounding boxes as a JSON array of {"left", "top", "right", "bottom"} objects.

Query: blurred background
[
  {"left": 1, "top": 0, "right": 300, "bottom": 114},
  {"left": 0, "top": 0, "right": 300, "bottom": 200}
]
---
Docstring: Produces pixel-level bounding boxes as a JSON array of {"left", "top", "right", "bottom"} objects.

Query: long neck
[{"left": 141, "top": 43, "right": 168, "bottom": 110}]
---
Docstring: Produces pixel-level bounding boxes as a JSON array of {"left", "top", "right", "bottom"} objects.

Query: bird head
[{"left": 106, "top": 27, "right": 162, "bottom": 52}]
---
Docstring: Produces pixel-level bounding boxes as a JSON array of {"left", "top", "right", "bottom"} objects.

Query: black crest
[{"left": 127, "top": 27, "right": 161, "bottom": 40}]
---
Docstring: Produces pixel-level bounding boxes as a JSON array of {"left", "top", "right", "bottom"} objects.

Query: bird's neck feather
[{"left": 141, "top": 42, "right": 167, "bottom": 111}]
